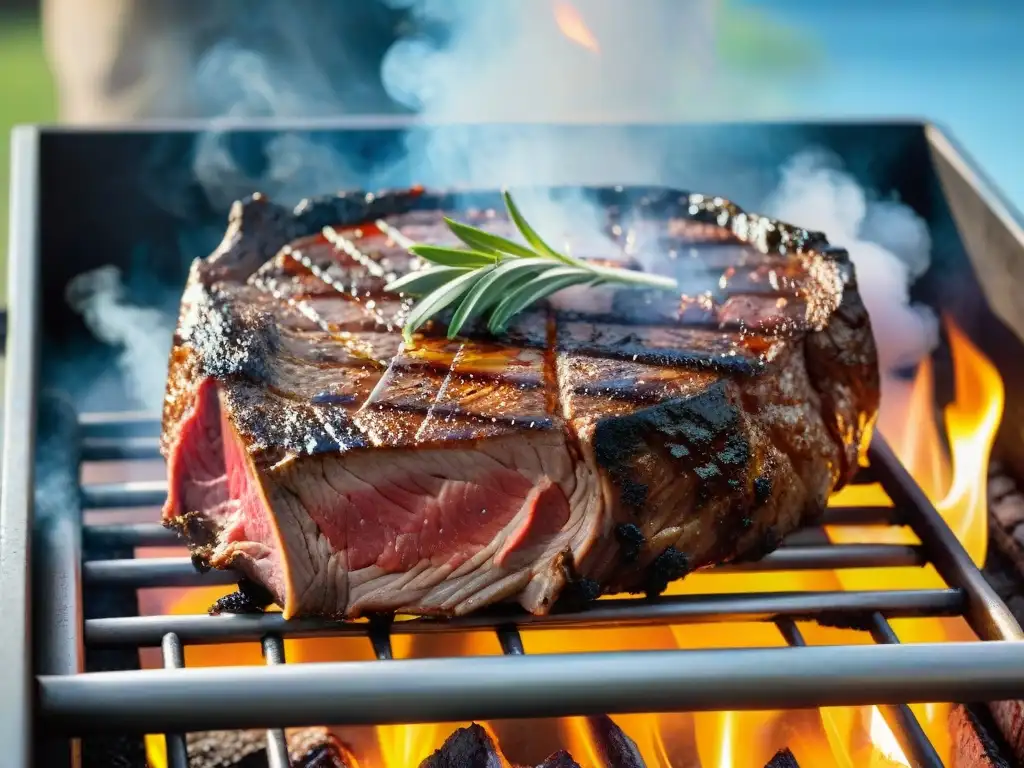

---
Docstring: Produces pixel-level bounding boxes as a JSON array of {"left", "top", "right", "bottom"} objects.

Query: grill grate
[{"left": 26, "top": 408, "right": 1024, "bottom": 768}]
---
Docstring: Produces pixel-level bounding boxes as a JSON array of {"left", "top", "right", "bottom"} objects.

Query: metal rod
[
  {"left": 81, "top": 544, "right": 927, "bottom": 591},
  {"left": 33, "top": 395, "right": 85, "bottom": 768},
  {"left": 84, "top": 588, "right": 964, "bottom": 647},
  {"left": 1, "top": 126, "right": 41, "bottom": 768},
  {"left": 37, "top": 642, "right": 1024, "bottom": 735},
  {"left": 369, "top": 617, "right": 394, "bottom": 660},
  {"left": 870, "top": 437, "right": 1024, "bottom": 641},
  {"left": 81, "top": 436, "right": 162, "bottom": 462},
  {"left": 82, "top": 558, "right": 238, "bottom": 589},
  {"left": 496, "top": 625, "right": 525, "bottom": 656},
  {"left": 849, "top": 464, "right": 880, "bottom": 485},
  {"left": 83, "top": 523, "right": 178, "bottom": 549},
  {"left": 820, "top": 505, "right": 900, "bottom": 526},
  {"left": 160, "top": 634, "right": 189, "bottom": 768},
  {"left": 260, "top": 636, "right": 292, "bottom": 768},
  {"left": 775, "top": 617, "right": 941, "bottom": 767},
  {"left": 75, "top": 479, "right": 899, "bottom": 527},
  {"left": 865, "top": 613, "right": 944, "bottom": 768},
  {"left": 715, "top": 544, "right": 924, "bottom": 572},
  {"left": 78, "top": 411, "right": 160, "bottom": 437},
  {"left": 93, "top": 515, "right": 897, "bottom": 547},
  {"left": 80, "top": 481, "right": 167, "bottom": 510},
  {"left": 773, "top": 617, "right": 805, "bottom": 648}
]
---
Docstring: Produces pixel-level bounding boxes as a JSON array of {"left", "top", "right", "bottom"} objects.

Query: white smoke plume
[
  {"left": 763, "top": 149, "right": 940, "bottom": 375},
  {"left": 65, "top": 266, "right": 177, "bottom": 412},
  {"left": 381, "top": 0, "right": 738, "bottom": 123},
  {"left": 191, "top": 40, "right": 362, "bottom": 210}
]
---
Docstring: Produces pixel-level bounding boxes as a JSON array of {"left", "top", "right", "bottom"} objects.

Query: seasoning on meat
[{"left": 161, "top": 186, "right": 880, "bottom": 619}]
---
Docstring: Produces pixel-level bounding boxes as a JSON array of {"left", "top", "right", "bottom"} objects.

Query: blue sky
[{"left": 740, "top": 0, "right": 1024, "bottom": 211}]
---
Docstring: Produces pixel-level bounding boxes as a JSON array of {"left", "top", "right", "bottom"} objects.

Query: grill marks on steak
[{"left": 162, "top": 187, "right": 879, "bottom": 618}]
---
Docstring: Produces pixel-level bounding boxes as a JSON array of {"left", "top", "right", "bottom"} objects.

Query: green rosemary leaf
[
  {"left": 402, "top": 269, "right": 487, "bottom": 342},
  {"left": 384, "top": 265, "right": 470, "bottom": 296},
  {"left": 488, "top": 267, "right": 595, "bottom": 334},
  {"left": 502, "top": 189, "right": 576, "bottom": 266},
  {"left": 443, "top": 217, "right": 537, "bottom": 259},
  {"left": 408, "top": 244, "right": 497, "bottom": 268},
  {"left": 446, "top": 259, "right": 554, "bottom": 338},
  {"left": 386, "top": 190, "right": 680, "bottom": 339}
]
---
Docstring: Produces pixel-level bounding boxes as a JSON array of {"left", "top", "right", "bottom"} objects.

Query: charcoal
[
  {"left": 185, "top": 728, "right": 353, "bottom": 768},
  {"left": 535, "top": 750, "right": 583, "bottom": 768},
  {"left": 764, "top": 747, "right": 800, "bottom": 768},
  {"left": 580, "top": 715, "right": 647, "bottom": 768},
  {"left": 186, "top": 730, "right": 267, "bottom": 768},
  {"left": 419, "top": 724, "right": 504, "bottom": 768}
]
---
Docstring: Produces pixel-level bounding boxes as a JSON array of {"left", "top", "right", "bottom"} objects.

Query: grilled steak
[{"left": 161, "top": 186, "right": 879, "bottom": 618}]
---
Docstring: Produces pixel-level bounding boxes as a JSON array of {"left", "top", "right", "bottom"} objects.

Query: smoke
[
  {"left": 63, "top": 1, "right": 936, "bottom": 420},
  {"left": 762, "top": 149, "right": 940, "bottom": 376},
  {"left": 191, "top": 41, "right": 362, "bottom": 210},
  {"left": 379, "top": 2, "right": 938, "bottom": 381},
  {"left": 65, "top": 266, "right": 178, "bottom": 412},
  {"left": 381, "top": 0, "right": 725, "bottom": 123}
]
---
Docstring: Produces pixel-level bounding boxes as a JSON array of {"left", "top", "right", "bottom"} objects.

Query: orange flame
[
  {"left": 145, "top": 318, "right": 1003, "bottom": 767},
  {"left": 552, "top": 1, "right": 600, "bottom": 53}
]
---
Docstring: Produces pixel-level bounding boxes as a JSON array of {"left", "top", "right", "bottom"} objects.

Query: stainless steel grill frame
[{"left": 7, "top": 119, "right": 1024, "bottom": 768}]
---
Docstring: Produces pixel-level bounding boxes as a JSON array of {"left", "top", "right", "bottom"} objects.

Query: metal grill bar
[
  {"left": 59, "top": 417, "right": 1024, "bottom": 760},
  {"left": 160, "top": 633, "right": 189, "bottom": 768},
  {"left": 33, "top": 395, "right": 84, "bottom": 768},
  {"left": 84, "top": 588, "right": 965, "bottom": 647},
  {"left": 497, "top": 625, "right": 526, "bottom": 656},
  {"left": 864, "top": 612, "right": 944, "bottom": 768},
  {"left": 774, "top": 617, "right": 941, "bottom": 768},
  {"left": 38, "top": 642, "right": 1024, "bottom": 734},
  {"left": 81, "top": 437, "right": 163, "bottom": 463},
  {"left": 79, "top": 411, "right": 160, "bottom": 435},
  {"left": 369, "top": 617, "right": 395, "bottom": 660},
  {"left": 81, "top": 481, "right": 166, "bottom": 510},
  {"left": 868, "top": 440, "right": 1024, "bottom": 642},
  {"left": 83, "top": 523, "right": 178, "bottom": 549},
  {"left": 1, "top": 127, "right": 40, "bottom": 764},
  {"left": 79, "top": 509, "right": 902, "bottom": 548},
  {"left": 79, "top": 544, "right": 929, "bottom": 591},
  {"left": 83, "top": 558, "right": 239, "bottom": 588},
  {"left": 77, "top": 471, "right": 899, "bottom": 522},
  {"left": 261, "top": 636, "right": 292, "bottom": 768}
]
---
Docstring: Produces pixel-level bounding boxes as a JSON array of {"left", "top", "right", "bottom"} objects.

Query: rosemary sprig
[{"left": 385, "top": 190, "right": 678, "bottom": 342}]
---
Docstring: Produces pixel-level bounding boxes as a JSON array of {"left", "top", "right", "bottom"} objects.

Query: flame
[
  {"left": 869, "top": 708, "right": 911, "bottom": 767},
  {"left": 823, "top": 318, "right": 1004, "bottom": 766},
  {"left": 145, "top": 319, "right": 1002, "bottom": 767},
  {"left": 936, "top": 320, "right": 1003, "bottom": 566},
  {"left": 377, "top": 722, "right": 451, "bottom": 768},
  {"left": 552, "top": 1, "right": 600, "bottom": 53}
]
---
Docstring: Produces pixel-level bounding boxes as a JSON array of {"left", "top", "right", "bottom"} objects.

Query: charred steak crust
[{"left": 161, "top": 185, "right": 880, "bottom": 618}]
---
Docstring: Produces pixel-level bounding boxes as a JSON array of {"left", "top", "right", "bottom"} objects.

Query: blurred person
[{"left": 42, "top": 0, "right": 408, "bottom": 122}]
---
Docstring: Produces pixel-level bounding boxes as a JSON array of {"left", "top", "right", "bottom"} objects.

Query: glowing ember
[
  {"left": 144, "top": 319, "right": 1003, "bottom": 767},
  {"left": 552, "top": 1, "right": 601, "bottom": 54}
]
